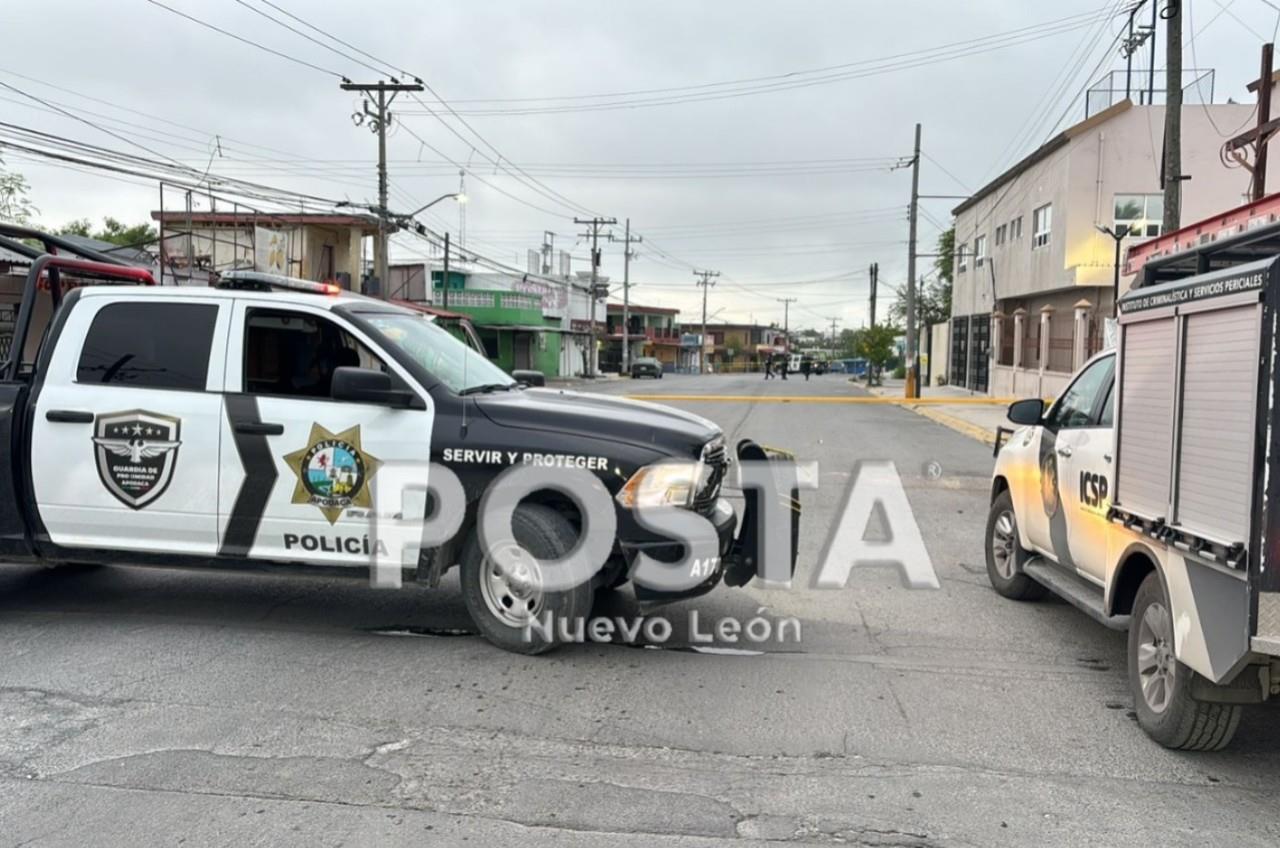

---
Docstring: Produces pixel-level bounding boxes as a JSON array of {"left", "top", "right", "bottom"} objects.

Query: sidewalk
[{"left": 866, "top": 378, "right": 1013, "bottom": 446}]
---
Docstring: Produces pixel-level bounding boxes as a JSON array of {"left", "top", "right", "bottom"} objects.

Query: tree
[
  {"left": 854, "top": 324, "right": 900, "bottom": 386},
  {"left": 59, "top": 218, "right": 93, "bottom": 237},
  {"left": 888, "top": 228, "right": 956, "bottom": 330},
  {"left": 0, "top": 159, "right": 37, "bottom": 225},
  {"left": 933, "top": 227, "right": 955, "bottom": 288},
  {"left": 837, "top": 327, "right": 859, "bottom": 357},
  {"left": 888, "top": 276, "right": 950, "bottom": 328},
  {"left": 58, "top": 216, "right": 157, "bottom": 248}
]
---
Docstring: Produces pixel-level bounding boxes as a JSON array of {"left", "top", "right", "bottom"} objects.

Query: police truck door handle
[
  {"left": 234, "top": 422, "right": 284, "bottom": 436},
  {"left": 1056, "top": 445, "right": 1073, "bottom": 458},
  {"left": 45, "top": 410, "right": 94, "bottom": 424}
]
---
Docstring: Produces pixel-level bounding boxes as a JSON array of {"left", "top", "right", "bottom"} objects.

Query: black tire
[
  {"left": 984, "top": 490, "right": 1047, "bottom": 601},
  {"left": 459, "top": 503, "right": 592, "bottom": 655},
  {"left": 1128, "top": 572, "right": 1241, "bottom": 750}
]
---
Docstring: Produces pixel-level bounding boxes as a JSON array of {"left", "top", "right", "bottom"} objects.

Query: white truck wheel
[
  {"left": 1128, "top": 572, "right": 1241, "bottom": 751},
  {"left": 984, "top": 491, "right": 1047, "bottom": 601}
]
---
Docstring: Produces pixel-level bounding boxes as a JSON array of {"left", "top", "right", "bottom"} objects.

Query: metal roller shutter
[
  {"left": 1174, "top": 304, "right": 1260, "bottom": 545},
  {"left": 1117, "top": 317, "right": 1176, "bottom": 520}
]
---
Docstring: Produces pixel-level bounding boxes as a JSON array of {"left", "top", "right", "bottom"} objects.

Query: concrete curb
[
  {"left": 910, "top": 405, "right": 997, "bottom": 446},
  {"left": 862, "top": 383, "right": 998, "bottom": 446}
]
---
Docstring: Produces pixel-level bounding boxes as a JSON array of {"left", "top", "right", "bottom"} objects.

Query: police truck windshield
[{"left": 363, "top": 312, "right": 515, "bottom": 394}]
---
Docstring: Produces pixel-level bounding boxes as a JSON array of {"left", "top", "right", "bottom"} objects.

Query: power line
[
  {"left": 980, "top": 0, "right": 1130, "bottom": 182},
  {"left": 393, "top": 6, "right": 1120, "bottom": 115},
  {"left": 0, "top": 80, "right": 192, "bottom": 173},
  {"left": 142, "top": 0, "right": 349, "bottom": 80},
  {"left": 143, "top": 0, "right": 595, "bottom": 220},
  {"left": 231, "top": 0, "right": 388, "bottom": 77},
  {"left": 253, "top": 0, "right": 598, "bottom": 216}
]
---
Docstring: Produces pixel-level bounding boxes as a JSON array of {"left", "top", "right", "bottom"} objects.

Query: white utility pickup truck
[{"left": 987, "top": 225, "right": 1280, "bottom": 750}]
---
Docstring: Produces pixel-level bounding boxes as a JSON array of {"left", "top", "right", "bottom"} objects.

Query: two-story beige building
[
  {"left": 152, "top": 211, "right": 380, "bottom": 289},
  {"left": 949, "top": 93, "right": 1275, "bottom": 398}
]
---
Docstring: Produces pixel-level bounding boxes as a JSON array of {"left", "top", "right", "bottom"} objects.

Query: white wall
[{"left": 952, "top": 99, "right": 1268, "bottom": 317}]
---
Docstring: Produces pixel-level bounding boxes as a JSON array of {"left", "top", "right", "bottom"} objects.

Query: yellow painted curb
[{"left": 909, "top": 405, "right": 997, "bottom": 446}]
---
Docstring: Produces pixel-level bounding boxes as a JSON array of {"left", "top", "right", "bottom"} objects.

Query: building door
[
  {"left": 514, "top": 333, "right": 533, "bottom": 370},
  {"left": 319, "top": 244, "right": 335, "bottom": 281},
  {"left": 949, "top": 316, "right": 968, "bottom": 386},
  {"left": 968, "top": 316, "right": 990, "bottom": 392}
]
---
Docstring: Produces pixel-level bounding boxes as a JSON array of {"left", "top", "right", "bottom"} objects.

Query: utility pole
[
  {"left": 905, "top": 122, "right": 922, "bottom": 399},
  {"left": 776, "top": 296, "right": 796, "bottom": 380},
  {"left": 695, "top": 269, "right": 720, "bottom": 374},
  {"left": 575, "top": 216, "right": 617, "bottom": 377},
  {"left": 1161, "top": 2, "right": 1183, "bottom": 233},
  {"left": 828, "top": 318, "right": 839, "bottom": 351},
  {"left": 869, "top": 262, "right": 879, "bottom": 328},
  {"left": 342, "top": 80, "right": 424, "bottom": 296},
  {"left": 1147, "top": 0, "right": 1158, "bottom": 104},
  {"left": 1230, "top": 43, "right": 1278, "bottom": 201},
  {"left": 609, "top": 219, "right": 642, "bottom": 372},
  {"left": 1120, "top": 2, "right": 1155, "bottom": 102},
  {"left": 441, "top": 231, "right": 450, "bottom": 310}
]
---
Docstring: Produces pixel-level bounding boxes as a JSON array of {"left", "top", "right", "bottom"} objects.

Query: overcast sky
[{"left": 2, "top": 0, "right": 1272, "bottom": 330}]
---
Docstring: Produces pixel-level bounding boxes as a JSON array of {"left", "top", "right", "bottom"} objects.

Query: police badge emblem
[
  {"left": 283, "top": 423, "right": 382, "bottom": 524},
  {"left": 92, "top": 410, "right": 182, "bottom": 509}
]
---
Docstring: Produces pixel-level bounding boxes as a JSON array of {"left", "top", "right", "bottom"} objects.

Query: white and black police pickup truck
[
  {"left": 0, "top": 227, "right": 794, "bottom": 654},
  {"left": 986, "top": 219, "right": 1280, "bottom": 750}
]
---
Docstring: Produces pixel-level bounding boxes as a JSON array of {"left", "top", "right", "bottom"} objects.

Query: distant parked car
[{"left": 630, "top": 356, "right": 664, "bottom": 379}]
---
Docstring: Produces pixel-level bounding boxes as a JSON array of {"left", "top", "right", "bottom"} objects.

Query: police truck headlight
[{"left": 615, "top": 461, "right": 704, "bottom": 509}]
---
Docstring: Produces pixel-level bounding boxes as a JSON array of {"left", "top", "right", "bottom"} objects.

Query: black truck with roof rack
[{"left": 0, "top": 226, "right": 796, "bottom": 654}]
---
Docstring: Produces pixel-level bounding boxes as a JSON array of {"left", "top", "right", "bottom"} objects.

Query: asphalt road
[{"left": 2, "top": 371, "right": 1278, "bottom": 847}]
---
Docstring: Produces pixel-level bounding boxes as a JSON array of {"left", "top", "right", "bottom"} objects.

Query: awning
[
  {"left": 392, "top": 299, "right": 469, "bottom": 320},
  {"left": 474, "top": 323, "right": 569, "bottom": 333}
]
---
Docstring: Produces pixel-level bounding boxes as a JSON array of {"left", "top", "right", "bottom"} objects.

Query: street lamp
[
  {"left": 402, "top": 192, "right": 465, "bottom": 219},
  {"left": 1095, "top": 223, "right": 1131, "bottom": 315}
]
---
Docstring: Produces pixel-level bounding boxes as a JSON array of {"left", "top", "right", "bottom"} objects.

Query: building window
[
  {"left": 1010, "top": 216, "right": 1023, "bottom": 240},
  {"left": 957, "top": 242, "right": 968, "bottom": 273},
  {"left": 1032, "top": 204, "right": 1052, "bottom": 249},
  {"left": 974, "top": 235, "right": 988, "bottom": 267},
  {"left": 1114, "top": 193, "right": 1164, "bottom": 238},
  {"left": 994, "top": 224, "right": 1007, "bottom": 247},
  {"left": 77, "top": 302, "right": 217, "bottom": 391}
]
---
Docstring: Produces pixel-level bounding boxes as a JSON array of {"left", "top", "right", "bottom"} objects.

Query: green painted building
[{"left": 432, "top": 277, "right": 561, "bottom": 375}]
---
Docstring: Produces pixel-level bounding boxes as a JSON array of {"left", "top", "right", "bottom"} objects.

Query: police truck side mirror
[
  {"left": 511, "top": 369, "right": 545, "bottom": 387},
  {"left": 331, "top": 366, "right": 424, "bottom": 410},
  {"left": 1006, "top": 398, "right": 1045, "bottom": 426}
]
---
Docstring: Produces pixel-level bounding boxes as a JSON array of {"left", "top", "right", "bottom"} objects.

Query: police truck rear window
[{"left": 76, "top": 302, "right": 217, "bottom": 391}]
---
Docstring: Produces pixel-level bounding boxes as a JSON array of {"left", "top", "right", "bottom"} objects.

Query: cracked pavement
[{"left": 2, "top": 373, "right": 1278, "bottom": 846}]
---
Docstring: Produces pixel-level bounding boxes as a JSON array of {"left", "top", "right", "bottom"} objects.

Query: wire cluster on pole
[{"left": 695, "top": 269, "right": 721, "bottom": 374}]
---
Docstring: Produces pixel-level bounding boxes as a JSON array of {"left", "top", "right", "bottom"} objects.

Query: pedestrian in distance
[
  {"left": 801, "top": 356, "right": 812, "bottom": 381},
  {"left": 763, "top": 354, "right": 773, "bottom": 379}
]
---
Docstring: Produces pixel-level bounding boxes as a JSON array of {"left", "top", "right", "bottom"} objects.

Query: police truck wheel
[
  {"left": 460, "top": 503, "right": 591, "bottom": 655},
  {"left": 1128, "top": 572, "right": 1241, "bottom": 750},
  {"left": 984, "top": 491, "right": 1046, "bottom": 601}
]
